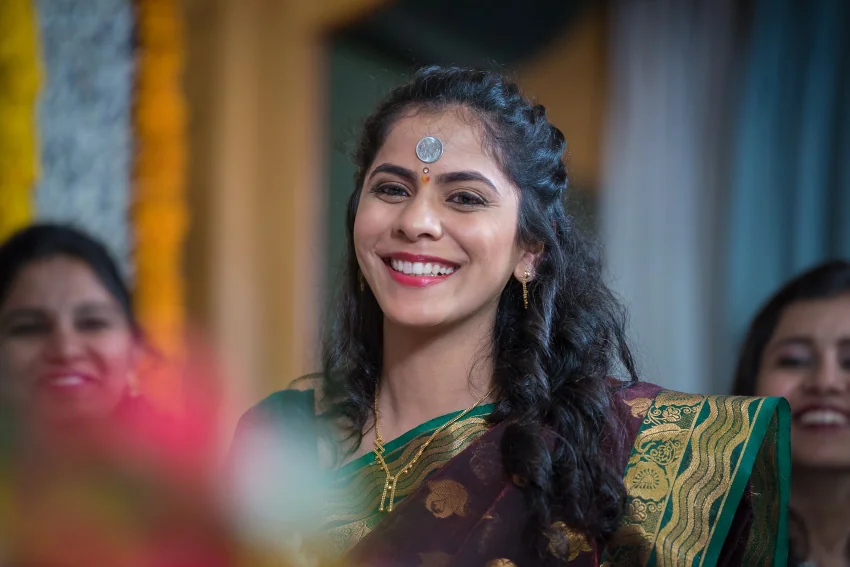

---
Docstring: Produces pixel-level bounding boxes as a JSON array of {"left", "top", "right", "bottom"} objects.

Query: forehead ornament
[{"left": 415, "top": 136, "right": 443, "bottom": 164}]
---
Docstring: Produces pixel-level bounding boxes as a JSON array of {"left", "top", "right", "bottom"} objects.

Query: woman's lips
[
  {"left": 793, "top": 406, "right": 850, "bottom": 429},
  {"left": 380, "top": 252, "right": 461, "bottom": 288}
]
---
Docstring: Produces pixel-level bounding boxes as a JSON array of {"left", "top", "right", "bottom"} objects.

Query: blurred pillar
[
  {"left": 519, "top": 4, "right": 607, "bottom": 193},
  {"left": 183, "top": 0, "right": 388, "bottom": 439}
]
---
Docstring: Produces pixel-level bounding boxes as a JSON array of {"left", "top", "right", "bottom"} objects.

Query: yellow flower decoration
[
  {"left": 132, "top": 0, "right": 188, "bottom": 406},
  {"left": 0, "top": 0, "right": 40, "bottom": 241}
]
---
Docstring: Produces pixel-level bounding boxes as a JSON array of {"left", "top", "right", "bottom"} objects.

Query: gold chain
[{"left": 372, "top": 385, "right": 496, "bottom": 512}]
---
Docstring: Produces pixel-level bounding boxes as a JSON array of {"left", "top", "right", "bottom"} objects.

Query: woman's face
[
  {"left": 0, "top": 256, "right": 138, "bottom": 424},
  {"left": 353, "top": 109, "right": 536, "bottom": 330},
  {"left": 755, "top": 293, "right": 850, "bottom": 469}
]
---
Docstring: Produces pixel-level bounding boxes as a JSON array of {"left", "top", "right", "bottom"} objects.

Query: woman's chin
[
  {"left": 791, "top": 440, "right": 850, "bottom": 470},
  {"left": 383, "top": 308, "right": 456, "bottom": 330}
]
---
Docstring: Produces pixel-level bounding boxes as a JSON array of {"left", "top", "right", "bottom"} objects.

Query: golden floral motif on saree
[
  {"left": 425, "top": 479, "right": 469, "bottom": 518},
  {"left": 624, "top": 397, "right": 653, "bottom": 419},
  {"left": 546, "top": 521, "right": 592, "bottom": 561},
  {"left": 605, "top": 391, "right": 704, "bottom": 565},
  {"left": 624, "top": 461, "right": 671, "bottom": 501},
  {"left": 628, "top": 498, "right": 648, "bottom": 522},
  {"left": 603, "top": 391, "right": 773, "bottom": 567}
]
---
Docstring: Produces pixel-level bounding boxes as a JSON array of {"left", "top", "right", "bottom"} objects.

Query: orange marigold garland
[
  {"left": 132, "top": 0, "right": 189, "bottom": 407},
  {"left": 0, "top": 0, "right": 40, "bottom": 241}
]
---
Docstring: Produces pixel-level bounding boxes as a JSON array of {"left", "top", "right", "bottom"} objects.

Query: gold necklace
[{"left": 372, "top": 386, "right": 496, "bottom": 512}]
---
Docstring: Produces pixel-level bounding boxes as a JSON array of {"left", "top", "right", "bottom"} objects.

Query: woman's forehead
[
  {"left": 2, "top": 257, "right": 115, "bottom": 309},
  {"left": 382, "top": 111, "right": 486, "bottom": 154},
  {"left": 772, "top": 294, "right": 850, "bottom": 342},
  {"left": 372, "top": 111, "right": 513, "bottom": 187}
]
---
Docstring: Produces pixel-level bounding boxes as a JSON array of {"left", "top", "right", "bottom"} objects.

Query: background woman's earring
[
  {"left": 359, "top": 271, "right": 365, "bottom": 292},
  {"left": 522, "top": 269, "right": 530, "bottom": 310},
  {"left": 127, "top": 371, "right": 140, "bottom": 398}
]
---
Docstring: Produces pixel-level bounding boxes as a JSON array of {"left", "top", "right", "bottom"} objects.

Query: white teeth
[
  {"left": 49, "top": 375, "right": 86, "bottom": 387},
  {"left": 389, "top": 259, "right": 456, "bottom": 276},
  {"left": 798, "top": 410, "right": 848, "bottom": 426}
]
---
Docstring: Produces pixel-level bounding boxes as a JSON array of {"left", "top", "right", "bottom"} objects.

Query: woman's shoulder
[
  {"left": 230, "top": 378, "right": 324, "bottom": 461},
  {"left": 236, "top": 374, "right": 325, "bottom": 436},
  {"left": 609, "top": 379, "right": 785, "bottom": 423},
  {"left": 607, "top": 379, "right": 664, "bottom": 428},
  {"left": 608, "top": 380, "right": 788, "bottom": 449}
]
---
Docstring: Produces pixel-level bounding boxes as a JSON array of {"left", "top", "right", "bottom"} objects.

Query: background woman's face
[
  {"left": 755, "top": 293, "right": 850, "bottom": 470},
  {"left": 0, "top": 256, "right": 137, "bottom": 424}
]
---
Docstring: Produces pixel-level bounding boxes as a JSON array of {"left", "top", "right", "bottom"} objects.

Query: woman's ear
[{"left": 513, "top": 243, "right": 543, "bottom": 282}]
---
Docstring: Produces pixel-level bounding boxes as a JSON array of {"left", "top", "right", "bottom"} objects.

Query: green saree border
[
  {"left": 602, "top": 391, "right": 790, "bottom": 567},
  {"left": 698, "top": 396, "right": 789, "bottom": 567},
  {"left": 775, "top": 400, "right": 791, "bottom": 566},
  {"left": 739, "top": 399, "right": 791, "bottom": 567}
]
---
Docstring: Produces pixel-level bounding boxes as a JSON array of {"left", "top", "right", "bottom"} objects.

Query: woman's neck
[
  {"left": 791, "top": 466, "right": 850, "bottom": 566},
  {"left": 377, "top": 312, "right": 496, "bottom": 441}
]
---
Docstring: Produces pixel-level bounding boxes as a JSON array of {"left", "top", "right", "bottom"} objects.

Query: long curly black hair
[{"left": 321, "top": 66, "right": 639, "bottom": 559}]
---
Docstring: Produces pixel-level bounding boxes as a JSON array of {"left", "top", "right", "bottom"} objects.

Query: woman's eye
[
  {"left": 371, "top": 183, "right": 409, "bottom": 200},
  {"left": 775, "top": 356, "right": 811, "bottom": 369},
  {"left": 6, "top": 322, "right": 47, "bottom": 336},
  {"left": 448, "top": 192, "right": 486, "bottom": 207},
  {"left": 77, "top": 318, "right": 111, "bottom": 332}
]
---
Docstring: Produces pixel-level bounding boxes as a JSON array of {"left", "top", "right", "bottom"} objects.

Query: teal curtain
[{"left": 725, "top": 0, "right": 850, "bottom": 361}]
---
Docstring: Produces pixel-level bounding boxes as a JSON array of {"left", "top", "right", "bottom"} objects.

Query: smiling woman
[
  {"left": 0, "top": 224, "right": 144, "bottom": 428},
  {"left": 733, "top": 260, "right": 850, "bottom": 567},
  {"left": 231, "top": 67, "right": 791, "bottom": 567}
]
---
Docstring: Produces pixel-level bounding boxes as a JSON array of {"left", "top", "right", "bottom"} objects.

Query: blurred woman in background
[
  {"left": 0, "top": 224, "right": 151, "bottom": 439},
  {"left": 733, "top": 260, "right": 850, "bottom": 567},
  {"left": 0, "top": 223, "right": 230, "bottom": 567}
]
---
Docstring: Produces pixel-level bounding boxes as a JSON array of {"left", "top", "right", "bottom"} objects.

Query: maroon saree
[{"left": 233, "top": 381, "right": 790, "bottom": 566}]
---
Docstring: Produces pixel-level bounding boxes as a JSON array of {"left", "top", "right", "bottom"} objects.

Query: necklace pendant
[
  {"left": 387, "top": 475, "right": 401, "bottom": 512},
  {"left": 379, "top": 477, "right": 390, "bottom": 512}
]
